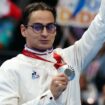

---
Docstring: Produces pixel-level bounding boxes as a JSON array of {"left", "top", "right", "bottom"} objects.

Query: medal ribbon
[{"left": 22, "top": 49, "right": 65, "bottom": 69}]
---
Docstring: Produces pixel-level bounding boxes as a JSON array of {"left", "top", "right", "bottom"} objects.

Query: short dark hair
[{"left": 22, "top": 2, "right": 56, "bottom": 25}]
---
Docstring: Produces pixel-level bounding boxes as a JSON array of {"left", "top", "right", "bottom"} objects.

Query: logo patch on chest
[{"left": 32, "top": 71, "right": 40, "bottom": 79}]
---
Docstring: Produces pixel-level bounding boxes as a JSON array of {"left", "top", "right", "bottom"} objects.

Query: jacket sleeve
[
  {"left": 78, "top": 0, "right": 105, "bottom": 70},
  {"left": 63, "top": 0, "right": 105, "bottom": 72},
  {"left": 0, "top": 68, "right": 59, "bottom": 105},
  {"left": 22, "top": 90, "right": 58, "bottom": 105}
]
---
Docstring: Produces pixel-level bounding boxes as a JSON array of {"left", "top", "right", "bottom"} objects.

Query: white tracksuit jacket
[{"left": 0, "top": 0, "right": 105, "bottom": 105}]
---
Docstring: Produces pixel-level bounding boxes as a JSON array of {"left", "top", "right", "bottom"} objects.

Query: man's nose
[{"left": 41, "top": 27, "right": 48, "bottom": 36}]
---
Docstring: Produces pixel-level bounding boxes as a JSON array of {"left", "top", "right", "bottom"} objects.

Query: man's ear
[{"left": 20, "top": 24, "right": 27, "bottom": 37}]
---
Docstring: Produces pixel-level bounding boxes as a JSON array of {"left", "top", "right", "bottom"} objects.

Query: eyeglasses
[{"left": 25, "top": 23, "right": 56, "bottom": 34}]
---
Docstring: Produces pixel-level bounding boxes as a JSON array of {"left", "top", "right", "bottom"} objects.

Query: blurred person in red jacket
[
  {"left": 0, "top": 0, "right": 22, "bottom": 20},
  {"left": 0, "top": 0, "right": 22, "bottom": 48}
]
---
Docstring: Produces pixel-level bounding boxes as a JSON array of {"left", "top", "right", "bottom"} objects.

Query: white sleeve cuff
[{"left": 40, "top": 90, "right": 58, "bottom": 105}]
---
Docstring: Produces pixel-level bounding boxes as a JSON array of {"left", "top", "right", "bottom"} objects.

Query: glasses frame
[{"left": 25, "top": 23, "right": 57, "bottom": 34}]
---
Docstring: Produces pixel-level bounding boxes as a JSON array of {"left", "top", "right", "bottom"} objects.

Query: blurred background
[{"left": 0, "top": 0, "right": 105, "bottom": 105}]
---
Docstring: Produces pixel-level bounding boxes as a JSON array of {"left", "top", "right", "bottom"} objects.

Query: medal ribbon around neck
[{"left": 22, "top": 49, "right": 66, "bottom": 69}]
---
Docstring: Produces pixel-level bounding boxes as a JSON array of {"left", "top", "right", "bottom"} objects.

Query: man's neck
[{"left": 24, "top": 45, "right": 53, "bottom": 55}]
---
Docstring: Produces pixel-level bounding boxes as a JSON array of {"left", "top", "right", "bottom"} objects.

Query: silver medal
[{"left": 58, "top": 65, "right": 75, "bottom": 81}]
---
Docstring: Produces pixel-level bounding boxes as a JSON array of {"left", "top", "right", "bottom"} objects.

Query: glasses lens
[
  {"left": 32, "top": 23, "right": 43, "bottom": 33},
  {"left": 46, "top": 23, "right": 56, "bottom": 33},
  {"left": 31, "top": 23, "right": 56, "bottom": 34}
]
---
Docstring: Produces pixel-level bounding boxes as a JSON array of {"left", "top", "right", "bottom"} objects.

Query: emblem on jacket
[{"left": 32, "top": 71, "right": 39, "bottom": 79}]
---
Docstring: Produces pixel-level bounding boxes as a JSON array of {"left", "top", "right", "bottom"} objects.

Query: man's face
[{"left": 21, "top": 10, "right": 56, "bottom": 50}]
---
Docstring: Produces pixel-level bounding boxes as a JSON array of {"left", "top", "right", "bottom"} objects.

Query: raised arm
[{"left": 63, "top": 0, "right": 105, "bottom": 72}]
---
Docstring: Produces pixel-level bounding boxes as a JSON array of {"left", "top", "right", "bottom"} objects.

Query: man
[{"left": 0, "top": 1, "right": 105, "bottom": 105}]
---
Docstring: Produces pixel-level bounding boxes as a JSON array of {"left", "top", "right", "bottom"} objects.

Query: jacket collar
[{"left": 24, "top": 45, "right": 53, "bottom": 55}]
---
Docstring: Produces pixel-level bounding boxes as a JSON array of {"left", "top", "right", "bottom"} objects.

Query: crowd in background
[{"left": 0, "top": 0, "right": 105, "bottom": 105}]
